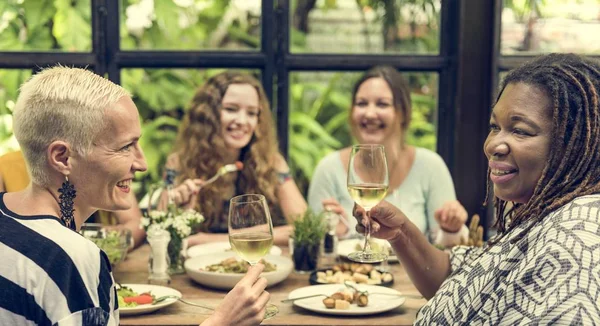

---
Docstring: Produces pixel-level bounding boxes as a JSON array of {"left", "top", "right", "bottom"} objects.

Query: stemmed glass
[
  {"left": 228, "top": 194, "right": 278, "bottom": 319},
  {"left": 346, "top": 144, "right": 389, "bottom": 263}
]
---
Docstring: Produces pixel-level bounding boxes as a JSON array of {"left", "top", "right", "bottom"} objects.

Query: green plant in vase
[
  {"left": 291, "top": 210, "right": 328, "bottom": 273},
  {"left": 141, "top": 203, "right": 204, "bottom": 274}
]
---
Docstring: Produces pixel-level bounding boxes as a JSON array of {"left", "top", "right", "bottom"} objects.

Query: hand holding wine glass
[
  {"left": 228, "top": 194, "right": 278, "bottom": 319},
  {"left": 347, "top": 144, "right": 389, "bottom": 263}
]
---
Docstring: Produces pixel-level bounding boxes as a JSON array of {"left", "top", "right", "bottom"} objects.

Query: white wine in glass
[
  {"left": 229, "top": 232, "right": 273, "bottom": 265},
  {"left": 347, "top": 144, "right": 389, "bottom": 263},
  {"left": 347, "top": 183, "right": 389, "bottom": 210},
  {"left": 228, "top": 194, "right": 278, "bottom": 319}
]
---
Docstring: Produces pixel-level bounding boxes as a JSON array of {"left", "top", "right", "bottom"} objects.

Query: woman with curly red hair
[{"left": 166, "top": 71, "right": 307, "bottom": 246}]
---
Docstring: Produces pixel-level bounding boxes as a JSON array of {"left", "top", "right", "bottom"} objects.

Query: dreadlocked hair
[{"left": 488, "top": 53, "right": 600, "bottom": 245}]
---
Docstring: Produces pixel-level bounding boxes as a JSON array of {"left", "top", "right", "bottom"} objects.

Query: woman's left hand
[{"left": 434, "top": 200, "right": 468, "bottom": 233}]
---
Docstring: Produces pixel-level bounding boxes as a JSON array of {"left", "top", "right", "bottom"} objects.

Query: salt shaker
[{"left": 147, "top": 226, "right": 171, "bottom": 285}]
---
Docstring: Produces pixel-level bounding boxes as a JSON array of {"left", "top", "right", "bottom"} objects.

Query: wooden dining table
[{"left": 115, "top": 245, "right": 426, "bottom": 326}]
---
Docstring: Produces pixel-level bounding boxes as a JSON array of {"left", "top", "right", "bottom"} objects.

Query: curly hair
[
  {"left": 349, "top": 66, "right": 412, "bottom": 139},
  {"left": 174, "top": 71, "right": 279, "bottom": 230},
  {"left": 487, "top": 53, "right": 600, "bottom": 244}
]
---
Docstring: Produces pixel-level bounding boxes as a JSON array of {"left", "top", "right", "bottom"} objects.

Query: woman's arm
[
  {"left": 113, "top": 193, "right": 146, "bottom": 249},
  {"left": 273, "top": 154, "right": 307, "bottom": 221},
  {"left": 307, "top": 150, "right": 351, "bottom": 237},
  {"left": 355, "top": 201, "right": 452, "bottom": 299},
  {"left": 200, "top": 264, "right": 269, "bottom": 326},
  {"left": 423, "top": 151, "right": 468, "bottom": 245}
]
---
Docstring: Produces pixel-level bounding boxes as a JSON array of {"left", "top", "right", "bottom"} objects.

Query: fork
[
  {"left": 203, "top": 161, "right": 244, "bottom": 187},
  {"left": 154, "top": 295, "right": 215, "bottom": 310}
]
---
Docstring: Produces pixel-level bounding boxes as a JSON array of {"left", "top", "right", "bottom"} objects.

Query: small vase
[
  {"left": 167, "top": 234, "right": 186, "bottom": 275},
  {"left": 290, "top": 239, "right": 321, "bottom": 273}
]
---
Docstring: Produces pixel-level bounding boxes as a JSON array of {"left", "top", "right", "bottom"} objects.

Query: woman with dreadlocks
[{"left": 352, "top": 53, "right": 600, "bottom": 324}]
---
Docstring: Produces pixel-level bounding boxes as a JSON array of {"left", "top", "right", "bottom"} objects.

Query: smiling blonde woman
[{"left": 1, "top": 67, "right": 271, "bottom": 326}]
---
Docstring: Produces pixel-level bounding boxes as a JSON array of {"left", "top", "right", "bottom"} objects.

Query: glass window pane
[
  {"left": 291, "top": 0, "right": 441, "bottom": 54},
  {"left": 121, "top": 68, "right": 260, "bottom": 195},
  {"left": 0, "top": 70, "right": 32, "bottom": 155},
  {"left": 120, "top": 0, "right": 261, "bottom": 51},
  {"left": 501, "top": 0, "right": 600, "bottom": 55},
  {"left": 288, "top": 71, "right": 438, "bottom": 193},
  {"left": 0, "top": 0, "right": 92, "bottom": 52}
]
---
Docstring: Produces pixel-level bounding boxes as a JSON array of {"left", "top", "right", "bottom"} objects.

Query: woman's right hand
[
  {"left": 163, "top": 178, "right": 205, "bottom": 210},
  {"left": 353, "top": 201, "right": 408, "bottom": 243},
  {"left": 202, "top": 264, "right": 270, "bottom": 326},
  {"left": 321, "top": 198, "right": 349, "bottom": 236}
]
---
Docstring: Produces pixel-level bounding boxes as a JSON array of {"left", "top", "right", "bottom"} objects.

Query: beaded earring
[{"left": 58, "top": 175, "right": 77, "bottom": 230}]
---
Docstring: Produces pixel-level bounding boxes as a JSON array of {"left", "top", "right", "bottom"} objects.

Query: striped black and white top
[{"left": 0, "top": 193, "right": 119, "bottom": 326}]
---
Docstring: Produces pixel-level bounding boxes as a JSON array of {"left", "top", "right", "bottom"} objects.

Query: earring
[{"left": 58, "top": 175, "right": 77, "bottom": 230}]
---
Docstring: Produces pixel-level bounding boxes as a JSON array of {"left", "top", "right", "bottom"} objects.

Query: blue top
[{"left": 308, "top": 147, "right": 463, "bottom": 242}]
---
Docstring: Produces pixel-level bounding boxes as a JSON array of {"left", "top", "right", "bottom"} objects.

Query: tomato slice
[{"left": 123, "top": 293, "right": 154, "bottom": 305}]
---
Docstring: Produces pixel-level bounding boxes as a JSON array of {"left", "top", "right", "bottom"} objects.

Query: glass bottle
[{"left": 320, "top": 211, "right": 340, "bottom": 268}]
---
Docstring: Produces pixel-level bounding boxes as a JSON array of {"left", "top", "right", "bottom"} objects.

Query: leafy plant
[{"left": 291, "top": 210, "right": 328, "bottom": 246}]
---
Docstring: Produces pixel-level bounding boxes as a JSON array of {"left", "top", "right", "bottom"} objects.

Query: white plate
[
  {"left": 187, "top": 241, "right": 282, "bottom": 258},
  {"left": 337, "top": 238, "right": 398, "bottom": 262},
  {"left": 287, "top": 284, "right": 405, "bottom": 316},
  {"left": 118, "top": 284, "right": 181, "bottom": 316},
  {"left": 185, "top": 251, "right": 293, "bottom": 290}
]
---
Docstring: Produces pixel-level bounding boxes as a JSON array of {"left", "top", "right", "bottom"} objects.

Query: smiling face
[
  {"left": 351, "top": 77, "right": 402, "bottom": 144},
  {"left": 484, "top": 83, "right": 553, "bottom": 204},
  {"left": 219, "top": 83, "right": 260, "bottom": 153},
  {"left": 70, "top": 96, "right": 147, "bottom": 211}
]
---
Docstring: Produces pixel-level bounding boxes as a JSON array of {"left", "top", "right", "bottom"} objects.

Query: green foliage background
[{"left": 0, "top": 0, "right": 439, "bottom": 198}]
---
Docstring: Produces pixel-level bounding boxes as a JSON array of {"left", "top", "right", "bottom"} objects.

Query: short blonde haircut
[{"left": 13, "top": 66, "right": 130, "bottom": 187}]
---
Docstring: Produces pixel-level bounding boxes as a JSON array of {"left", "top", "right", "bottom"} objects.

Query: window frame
[{"left": 0, "top": 0, "right": 486, "bottom": 235}]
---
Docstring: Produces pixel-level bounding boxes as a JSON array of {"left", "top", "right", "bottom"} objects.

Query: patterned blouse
[{"left": 415, "top": 195, "right": 600, "bottom": 325}]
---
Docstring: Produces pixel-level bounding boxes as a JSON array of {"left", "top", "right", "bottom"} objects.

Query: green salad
[
  {"left": 117, "top": 286, "right": 140, "bottom": 308},
  {"left": 89, "top": 230, "right": 127, "bottom": 265}
]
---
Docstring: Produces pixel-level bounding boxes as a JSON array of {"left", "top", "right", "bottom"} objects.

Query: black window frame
[{"left": 5, "top": 0, "right": 522, "bottom": 236}]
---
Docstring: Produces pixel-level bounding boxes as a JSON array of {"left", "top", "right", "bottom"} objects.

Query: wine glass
[
  {"left": 346, "top": 144, "right": 389, "bottom": 263},
  {"left": 228, "top": 194, "right": 278, "bottom": 319}
]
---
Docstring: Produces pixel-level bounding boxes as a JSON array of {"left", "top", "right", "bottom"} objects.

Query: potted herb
[{"left": 290, "top": 210, "right": 328, "bottom": 273}]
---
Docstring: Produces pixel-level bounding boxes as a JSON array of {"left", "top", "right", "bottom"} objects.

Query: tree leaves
[
  {"left": 22, "top": 0, "right": 54, "bottom": 31},
  {"left": 53, "top": 0, "right": 91, "bottom": 51}
]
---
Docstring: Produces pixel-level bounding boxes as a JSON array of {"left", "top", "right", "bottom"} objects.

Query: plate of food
[
  {"left": 309, "top": 262, "right": 393, "bottom": 287},
  {"left": 184, "top": 251, "right": 293, "bottom": 290},
  {"left": 337, "top": 238, "right": 397, "bottom": 262},
  {"left": 286, "top": 283, "right": 405, "bottom": 316},
  {"left": 117, "top": 284, "right": 181, "bottom": 316},
  {"left": 187, "top": 241, "right": 282, "bottom": 258}
]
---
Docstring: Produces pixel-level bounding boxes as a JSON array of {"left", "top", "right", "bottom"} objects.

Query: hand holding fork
[{"left": 169, "top": 161, "right": 244, "bottom": 208}]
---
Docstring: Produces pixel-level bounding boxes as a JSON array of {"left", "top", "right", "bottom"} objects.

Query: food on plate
[
  {"left": 117, "top": 285, "right": 156, "bottom": 308},
  {"left": 201, "top": 257, "right": 277, "bottom": 273},
  {"left": 354, "top": 240, "right": 393, "bottom": 256},
  {"left": 321, "top": 285, "right": 370, "bottom": 309},
  {"left": 315, "top": 263, "right": 393, "bottom": 285}
]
